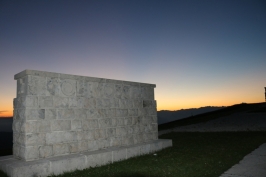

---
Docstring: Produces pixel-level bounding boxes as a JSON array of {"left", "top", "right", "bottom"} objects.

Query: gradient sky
[{"left": 0, "top": 0, "right": 265, "bottom": 117}]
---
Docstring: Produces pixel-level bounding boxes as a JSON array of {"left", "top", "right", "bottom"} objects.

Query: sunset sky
[{"left": 0, "top": 0, "right": 265, "bottom": 117}]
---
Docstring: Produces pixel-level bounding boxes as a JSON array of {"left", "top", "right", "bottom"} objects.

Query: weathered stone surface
[
  {"left": 39, "top": 145, "right": 53, "bottom": 158},
  {"left": 50, "top": 154, "right": 86, "bottom": 175},
  {"left": 0, "top": 139, "right": 172, "bottom": 177},
  {"left": 13, "top": 70, "right": 160, "bottom": 162}
]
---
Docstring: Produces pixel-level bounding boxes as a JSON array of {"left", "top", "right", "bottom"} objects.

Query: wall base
[{"left": 0, "top": 139, "right": 172, "bottom": 177}]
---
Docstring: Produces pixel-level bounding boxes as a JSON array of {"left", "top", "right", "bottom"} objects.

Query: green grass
[{"left": 2, "top": 132, "right": 264, "bottom": 177}]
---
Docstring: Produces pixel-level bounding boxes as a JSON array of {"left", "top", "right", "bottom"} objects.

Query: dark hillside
[{"left": 158, "top": 102, "right": 266, "bottom": 131}]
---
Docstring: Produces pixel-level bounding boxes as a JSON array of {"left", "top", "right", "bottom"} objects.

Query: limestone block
[
  {"left": 13, "top": 144, "right": 20, "bottom": 158},
  {"left": 58, "top": 109, "right": 75, "bottom": 119},
  {"left": 143, "top": 100, "right": 152, "bottom": 107},
  {"left": 103, "top": 83, "right": 115, "bottom": 98},
  {"left": 127, "top": 126, "right": 134, "bottom": 134},
  {"left": 24, "top": 133, "right": 46, "bottom": 146},
  {"left": 54, "top": 96, "right": 69, "bottom": 108},
  {"left": 46, "top": 132, "right": 76, "bottom": 144},
  {"left": 116, "top": 118, "right": 124, "bottom": 126},
  {"left": 86, "top": 81, "right": 99, "bottom": 98},
  {"left": 132, "top": 117, "right": 141, "bottom": 125},
  {"left": 82, "top": 119, "right": 98, "bottom": 130},
  {"left": 151, "top": 115, "right": 157, "bottom": 123},
  {"left": 51, "top": 120, "right": 71, "bottom": 131},
  {"left": 0, "top": 157, "right": 19, "bottom": 175},
  {"left": 94, "top": 129, "right": 106, "bottom": 139},
  {"left": 17, "top": 77, "right": 26, "bottom": 96},
  {"left": 110, "top": 118, "right": 117, "bottom": 127},
  {"left": 68, "top": 97, "right": 78, "bottom": 108},
  {"left": 144, "top": 124, "right": 152, "bottom": 133},
  {"left": 116, "top": 109, "right": 128, "bottom": 117},
  {"left": 132, "top": 134, "right": 139, "bottom": 144},
  {"left": 83, "top": 97, "right": 96, "bottom": 109},
  {"left": 128, "top": 109, "right": 138, "bottom": 116},
  {"left": 45, "top": 109, "right": 57, "bottom": 119},
  {"left": 96, "top": 98, "right": 111, "bottom": 108},
  {"left": 152, "top": 132, "right": 158, "bottom": 140},
  {"left": 139, "top": 124, "right": 145, "bottom": 133},
  {"left": 37, "top": 120, "right": 51, "bottom": 132},
  {"left": 13, "top": 121, "right": 22, "bottom": 133},
  {"left": 133, "top": 99, "right": 143, "bottom": 108},
  {"left": 15, "top": 134, "right": 24, "bottom": 145},
  {"left": 122, "top": 85, "right": 130, "bottom": 99},
  {"left": 131, "top": 86, "right": 141, "bottom": 98},
  {"left": 69, "top": 142, "right": 79, "bottom": 153},
  {"left": 114, "top": 84, "right": 123, "bottom": 98},
  {"left": 39, "top": 96, "right": 53, "bottom": 108},
  {"left": 87, "top": 109, "right": 99, "bottom": 119},
  {"left": 136, "top": 134, "right": 144, "bottom": 143},
  {"left": 78, "top": 141, "right": 88, "bottom": 152},
  {"left": 76, "top": 80, "right": 87, "bottom": 97},
  {"left": 98, "top": 118, "right": 111, "bottom": 128},
  {"left": 140, "top": 143, "right": 150, "bottom": 155},
  {"left": 39, "top": 145, "right": 53, "bottom": 158},
  {"left": 138, "top": 108, "right": 145, "bottom": 116},
  {"left": 119, "top": 99, "right": 133, "bottom": 108},
  {"left": 60, "top": 73, "right": 84, "bottom": 80},
  {"left": 106, "top": 128, "right": 116, "bottom": 137},
  {"left": 96, "top": 82, "right": 106, "bottom": 98},
  {"left": 110, "top": 147, "right": 127, "bottom": 162},
  {"left": 141, "top": 87, "right": 154, "bottom": 100},
  {"left": 27, "top": 75, "right": 46, "bottom": 95},
  {"left": 53, "top": 143, "right": 70, "bottom": 156},
  {"left": 50, "top": 154, "right": 86, "bottom": 175},
  {"left": 87, "top": 140, "right": 98, "bottom": 151},
  {"left": 25, "top": 109, "right": 45, "bottom": 120},
  {"left": 7, "top": 159, "right": 50, "bottom": 177},
  {"left": 97, "top": 139, "right": 109, "bottom": 149},
  {"left": 161, "top": 139, "right": 173, "bottom": 148},
  {"left": 60, "top": 79, "right": 76, "bottom": 97},
  {"left": 127, "top": 145, "right": 140, "bottom": 159},
  {"left": 151, "top": 123, "right": 158, "bottom": 132},
  {"left": 71, "top": 120, "right": 82, "bottom": 130},
  {"left": 150, "top": 140, "right": 162, "bottom": 153},
  {"left": 75, "top": 109, "right": 87, "bottom": 119},
  {"left": 20, "top": 146, "right": 39, "bottom": 161},
  {"left": 106, "top": 109, "right": 117, "bottom": 118},
  {"left": 116, "top": 127, "right": 127, "bottom": 137},
  {"left": 84, "top": 150, "right": 112, "bottom": 168},
  {"left": 132, "top": 125, "right": 140, "bottom": 134},
  {"left": 109, "top": 137, "right": 121, "bottom": 147},
  {"left": 20, "top": 121, "right": 37, "bottom": 133},
  {"left": 47, "top": 77, "right": 60, "bottom": 96},
  {"left": 15, "top": 96, "right": 38, "bottom": 108},
  {"left": 97, "top": 109, "right": 106, "bottom": 118},
  {"left": 76, "top": 130, "right": 94, "bottom": 141},
  {"left": 124, "top": 117, "right": 132, "bottom": 126},
  {"left": 122, "top": 135, "right": 134, "bottom": 146}
]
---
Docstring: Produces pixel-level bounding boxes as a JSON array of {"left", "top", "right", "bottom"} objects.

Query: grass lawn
[{"left": 2, "top": 131, "right": 265, "bottom": 177}]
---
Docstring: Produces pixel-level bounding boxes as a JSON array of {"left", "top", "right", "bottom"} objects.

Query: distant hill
[
  {"left": 158, "top": 102, "right": 266, "bottom": 131},
  {"left": 0, "top": 118, "right": 12, "bottom": 132},
  {"left": 158, "top": 106, "right": 224, "bottom": 124}
]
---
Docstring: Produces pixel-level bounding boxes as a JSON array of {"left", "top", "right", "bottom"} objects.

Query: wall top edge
[{"left": 14, "top": 69, "right": 156, "bottom": 87}]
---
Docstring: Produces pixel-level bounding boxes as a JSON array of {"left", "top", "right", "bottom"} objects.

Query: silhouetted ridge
[{"left": 158, "top": 102, "right": 266, "bottom": 131}]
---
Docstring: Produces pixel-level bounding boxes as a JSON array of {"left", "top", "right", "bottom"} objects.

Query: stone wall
[{"left": 13, "top": 70, "right": 158, "bottom": 161}]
